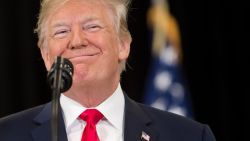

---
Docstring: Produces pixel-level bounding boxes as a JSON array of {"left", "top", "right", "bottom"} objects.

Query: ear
[
  {"left": 40, "top": 47, "right": 52, "bottom": 71},
  {"left": 118, "top": 37, "right": 131, "bottom": 61}
]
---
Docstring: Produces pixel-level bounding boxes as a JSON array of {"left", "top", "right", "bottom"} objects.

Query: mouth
[{"left": 68, "top": 52, "right": 100, "bottom": 63}]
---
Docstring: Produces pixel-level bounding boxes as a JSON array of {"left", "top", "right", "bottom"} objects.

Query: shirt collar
[
  {"left": 96, "top": 84, "right": 125, "bottom": 130},
  {"left": 60, "top": 84, "right": 125, "bottom": 131}
]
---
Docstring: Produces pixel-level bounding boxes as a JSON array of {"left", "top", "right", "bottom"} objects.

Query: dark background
[{"left": 0, "top": 0, "right": 248, "bottom": 141}]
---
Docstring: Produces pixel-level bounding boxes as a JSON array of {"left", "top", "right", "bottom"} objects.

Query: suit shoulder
[
  {"left": 137, "top": 103, "right": 216, "bottom": 141},
  {"left": 0, "top": 104, "right": 48, "bottom": 140},
  {"left": 0, "top": 104, "right": 45, "bottom": 126},
  {"left": 138, "top": 103, "right": 205, "bottom": 129}
]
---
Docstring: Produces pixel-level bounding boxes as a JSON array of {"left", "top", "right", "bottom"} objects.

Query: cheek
[
  {"left": 88, "top": 35, "right": 119, "bottom": 71},
  {"left": 94, "top": 33, "right": 119, "bottom": 55},
  {"left": 72, "top": 63, "right": 89, "bottom": 83},
  {"left": 48, "top": 39, "right": 67, "bottom": 61}
]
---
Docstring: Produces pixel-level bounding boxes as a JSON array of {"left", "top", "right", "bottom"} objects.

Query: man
[{"left": 0, "top": 0, "right": 216, "bottom": 141}]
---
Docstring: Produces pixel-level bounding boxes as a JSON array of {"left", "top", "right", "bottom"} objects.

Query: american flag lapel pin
[{"left": 141, "top": 131, "right": 150, "bottom": 141}]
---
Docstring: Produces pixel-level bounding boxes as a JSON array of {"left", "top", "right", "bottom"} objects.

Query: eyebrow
[
  {"left": 81, "top": 16, "right": 101, "bottom": 24},
  {"left": 50, "top": 15, "right": 102, "bottom": 29},
  {"left": 51, "top": 22, "right": 70, "bottom": 28}
]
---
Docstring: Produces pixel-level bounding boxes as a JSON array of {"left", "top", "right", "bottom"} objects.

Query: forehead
[{"left": 48, "top": 0, "right": 114, "bottom": 25}]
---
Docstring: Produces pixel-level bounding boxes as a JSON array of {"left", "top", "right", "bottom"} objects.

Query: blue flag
[{"left": 144, "top": 0, "right": 192, "bottom": 117}]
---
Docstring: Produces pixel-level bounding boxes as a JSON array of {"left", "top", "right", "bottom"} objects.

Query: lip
[{"left": 68, "top": 52, "right": 100, "bottom": 63}]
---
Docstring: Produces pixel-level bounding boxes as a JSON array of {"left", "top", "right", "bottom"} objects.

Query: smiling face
[{"left": 41, "top": 0, "right": 130, "bottom": 91}]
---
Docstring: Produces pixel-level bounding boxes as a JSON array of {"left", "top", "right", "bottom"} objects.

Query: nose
[{"left": 69, "top": 27, "right": 88, "bottom": 49}]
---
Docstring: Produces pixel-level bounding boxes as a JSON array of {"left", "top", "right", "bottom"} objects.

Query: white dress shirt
[{"left": 60, "top": 84, "right": 125, "bottom": 141}]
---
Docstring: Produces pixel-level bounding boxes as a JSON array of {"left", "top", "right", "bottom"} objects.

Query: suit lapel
[
  {"left": 31, "top": 103, "right": 68, "bottom": 141},
  {"left": 124, "top": 95, "right": 158, "bottom": 141}
]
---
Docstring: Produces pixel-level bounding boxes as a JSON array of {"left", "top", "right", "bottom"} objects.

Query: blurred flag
[{"left": 144, "top": 0, "right": 192, "bottom": 117}]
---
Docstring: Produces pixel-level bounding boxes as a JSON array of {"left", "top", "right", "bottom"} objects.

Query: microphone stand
[
  {"left": 48, "top": 56, "right": 73, "bottom": 141},
  {"left": 51, "top": 57, "right": 63, "bottom": 141}
]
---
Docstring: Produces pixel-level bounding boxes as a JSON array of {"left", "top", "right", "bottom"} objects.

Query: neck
[{"left": 64, "top": 80, "right": 119, "bottom": 108}]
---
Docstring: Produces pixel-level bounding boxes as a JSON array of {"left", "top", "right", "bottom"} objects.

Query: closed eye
[
  {"left": 54, "top": 29, "right": 70, "bottom": 38},
  {"left": 84, "top": 24, "right": 102, "bottom": 32}
]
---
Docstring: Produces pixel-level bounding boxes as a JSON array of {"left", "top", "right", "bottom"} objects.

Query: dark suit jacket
[{"left": 0, "top": 95, "right": 216, "bottom": 141}]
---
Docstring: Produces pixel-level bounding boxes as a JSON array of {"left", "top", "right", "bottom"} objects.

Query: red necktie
[{"left": 79, "top": 109, "right": 104, "bottom": 141}]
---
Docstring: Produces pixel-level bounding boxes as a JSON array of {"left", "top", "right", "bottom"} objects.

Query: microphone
[
  {"left": 47, "top": 56, "right": 74, "bottom": 93},
  {"left": 47, "top": 56, "right": 74, "bottom": 141}
]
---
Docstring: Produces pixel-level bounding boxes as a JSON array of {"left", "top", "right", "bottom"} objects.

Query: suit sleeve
[{"left": 202, "top": 125, "right": 216, "bottom": 141}]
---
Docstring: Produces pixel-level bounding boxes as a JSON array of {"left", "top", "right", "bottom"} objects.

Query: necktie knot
[
  {"left": 79, "top": 109, "right": 103, "bottom": 125},
  {"left": 79, "top": 109, "right": 103, "bottom": 141}
]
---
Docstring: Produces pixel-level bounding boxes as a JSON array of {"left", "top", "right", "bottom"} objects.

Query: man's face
[{"left": 41, "top": 0, "right": 130, "bottom": 88}]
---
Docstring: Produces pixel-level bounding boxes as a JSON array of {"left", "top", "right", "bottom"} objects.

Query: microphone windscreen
[{"left": 47, "top": 57, "right": 74, "bottom": 93}]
